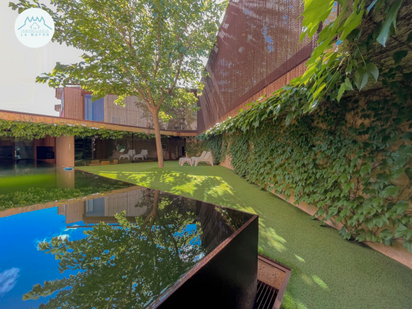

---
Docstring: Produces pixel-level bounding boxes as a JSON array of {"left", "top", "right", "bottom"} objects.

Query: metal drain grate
[{"left": 254, "top": 279, "right": 278, "bottom": 309}]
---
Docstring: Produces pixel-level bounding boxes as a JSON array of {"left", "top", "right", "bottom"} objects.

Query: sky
[
  {"left": 0, "top": 1, "right": 83, "bottom": 116},
  {"left": 0, "top": 1, "right": 223, "bottom": 117},
  {"left": 0, "top": 207, "right": 86, "bottom": 308}
]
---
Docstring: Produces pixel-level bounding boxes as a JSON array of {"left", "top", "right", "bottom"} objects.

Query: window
[{"left": 85, "top": 95, "right": 104, "bottom": 121}]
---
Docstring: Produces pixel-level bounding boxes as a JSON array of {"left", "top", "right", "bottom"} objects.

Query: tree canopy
[{"left": 10, "top": 0, "right": 226, "bottom": 166}]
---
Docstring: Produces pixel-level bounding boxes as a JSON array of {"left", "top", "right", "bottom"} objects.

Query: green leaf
[
  {"left": 354, "top": 67, "right": 369, "bottom": 90},
  {"left": 380, "top": 185, "right": 400, "bottom": 198},
  {"left": 393, "top": 200, "right": 409, "bottom": 215},
  {"left": 393, "top": 50, "right": 408, "bottom": 64},
  {"left": 344, "top": 77, "right": 354, "bottom": 90},
  {"left": 404, "top": 72, "right": 412, "bottom": 82},
  {"left": 404, "top": 240, "right": 412, "bottom": 252},
  {"left": 395, "top": 224, "right": 411, "bottom": 238},
  {"left": 301, "top": 0, "right": 335, "bottom": 39},
  {"left": 407, "top": 32, "right": 412, "bottom": 43},
  {"left": 391, "top": 165, "right": 404, "bottom": 179},
  {"left": 376, "top": 0, "right": 403, "bottom": 47},
  {"left": 401, "top": 132, "right": 412, "bottom": 141},
  {"left": 337, "top": 83, "right": 346, "bottom": 102},
  {"left": 340, "top": 10, "right": 364, "bottom": 41},
  {"left": 379, "top": 229, "right": 393, "bottom": 240},
  {"left": 366, "top": 63, "right": 379, "bottom": 81},
  {"left": 398, "top": 145, "right": 412, "bottom": 157},
  {"left": 367, "top": 0, "right": 378, "bottom": 13},
  {"left": 360, "top": 163, "right": 371, "bottom": 176},
  {"left": 405, "top": 167, "right": 412, "bottom": 181},
  {"left": 377, "top": 173, "right": 392, "bottom": 183}
]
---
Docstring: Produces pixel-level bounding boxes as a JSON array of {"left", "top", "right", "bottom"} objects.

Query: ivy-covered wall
[
  {"left": 193, "top": 1, "right": 412, "bottom": 258},
  {"left": 199, "top": 91, "right": 412, "bottom": 253},
  {"left": 0, "top": 119, "right": 155, "bottom": 140}
]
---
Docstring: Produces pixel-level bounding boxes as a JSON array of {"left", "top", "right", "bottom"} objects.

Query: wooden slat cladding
[
  {"left": 63, "top": 87, "right": 84, "bottom": 119},
  {"left": 55, "top": 88, "right": 63, "bottom": 100},
  {"left": 197, "top": 0, "right": 314, "bottom": 134},
  {"left": 104, "top": 95, "right": 145, "bottom": 126},
  {"left": 209, "top": 62, "right": 306, "bottom": 130}
]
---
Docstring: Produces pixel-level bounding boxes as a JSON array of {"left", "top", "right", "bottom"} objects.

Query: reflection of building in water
[{"left": 57, "top": 189, "right": 148, "bottom": 225}]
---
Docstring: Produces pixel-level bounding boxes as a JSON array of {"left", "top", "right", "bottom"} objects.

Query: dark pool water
[{"left": 0, "top": 186, "right": 252, "bottom": 308}]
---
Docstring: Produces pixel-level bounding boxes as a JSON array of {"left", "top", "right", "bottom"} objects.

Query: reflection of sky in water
[
  {"left": 0, "top": 208, "right": 85, "bottom": 309},
  {"left": 0, "top": 188, "right": 250, "bottom": 308},
  {"left": 0, "top": 268, "right": 20, "bottom": 296}
]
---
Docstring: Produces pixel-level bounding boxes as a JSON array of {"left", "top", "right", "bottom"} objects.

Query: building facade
[{"left": 55, "top": 87, "right": 197, "bottom": 130}]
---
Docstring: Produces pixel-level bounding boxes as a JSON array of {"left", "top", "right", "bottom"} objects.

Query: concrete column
[{"left": 56, "top": 135, "right": 75, "bottom": 167}]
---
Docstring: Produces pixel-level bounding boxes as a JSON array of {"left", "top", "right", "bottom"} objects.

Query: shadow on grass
[
  {"left": 94, "top": 169, "right": 249, "bottom": 209},
  {"left": 78, "top": 163, "right": 412, "bottom": 309}
]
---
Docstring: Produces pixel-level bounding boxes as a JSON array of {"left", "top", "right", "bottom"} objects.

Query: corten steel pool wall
[{"left": 152, "top": 203, "right": 259, "bottom": 309}]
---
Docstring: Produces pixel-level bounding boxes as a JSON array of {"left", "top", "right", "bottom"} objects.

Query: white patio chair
[
  {"left": 119, "top": 149, "right": 136, "bottom": 160},
  {"left": 194, "top": 151, "right": 213, "bottom": 166},
  {"left": 133, "top": 149, "right": 148, "bottom": 161},
  {"left": 191, "top": 151, "right": 206, "bottom": 165}
]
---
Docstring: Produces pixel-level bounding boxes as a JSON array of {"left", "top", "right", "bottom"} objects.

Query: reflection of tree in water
[
  {"left": 24, "top": 190, "right": 203, "bottom": 308},
  {"left": 215, "top": 207, "right": 249, "bottom": 232}
]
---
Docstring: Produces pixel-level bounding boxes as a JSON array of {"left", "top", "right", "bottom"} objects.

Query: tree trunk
[{"left": 151, "top": 108, "right": 164, "bottom": 167}]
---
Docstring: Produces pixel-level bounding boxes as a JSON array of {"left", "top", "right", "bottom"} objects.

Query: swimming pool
[{"left": 0, "top": 186, "right": 258, "bottom": 308}]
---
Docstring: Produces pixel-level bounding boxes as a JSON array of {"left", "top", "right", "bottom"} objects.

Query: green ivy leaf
[
  {"left": 404, "top": 240, "right": 412, "bottom": 252},
  {"left": 405, "top": 167, "right": 412, "bottom": 182},
  {"left": 393, "top": 200, "right": 409, "bottom": 215},
  {"left": 395, "top": 224, "right": 408, "bottom": 238},
  {"left": 377, "top": 173, "right": 392, "bottom": 184},
  {"left": 393, "top": 50, "right": 408, "bottom": 64},
  {"left": 404, "top": 72, "right": 412, "bottom": 82},
  {"left": 401, "top": 132, "right": 412, "bottom": 141},
  {"left": 380, "top": 185, "right": 399, "bottom": 198},
  {"left": 391, "top": 165, "right": 404, "bottom": 179},
  {"left": 379, "top": 229, "right": 393, "bottom": 240},
  {"left": 398, "top": 145, "right": 412, "bottom": 157},
  {"left": 360, "top": 163, "right": 371, "bottom": 176},
  {"left": 395, "top": 224, "right": 412, "bottom": 240}
]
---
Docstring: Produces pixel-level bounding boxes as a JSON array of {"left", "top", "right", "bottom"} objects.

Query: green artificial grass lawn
[{"left": 78, "top": 162, "right": 412, "bottom": 309}]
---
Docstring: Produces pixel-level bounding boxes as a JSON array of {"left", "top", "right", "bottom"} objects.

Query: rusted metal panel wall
[{"left": 197, "top": 0, "right": 315, "bottom": 133}]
